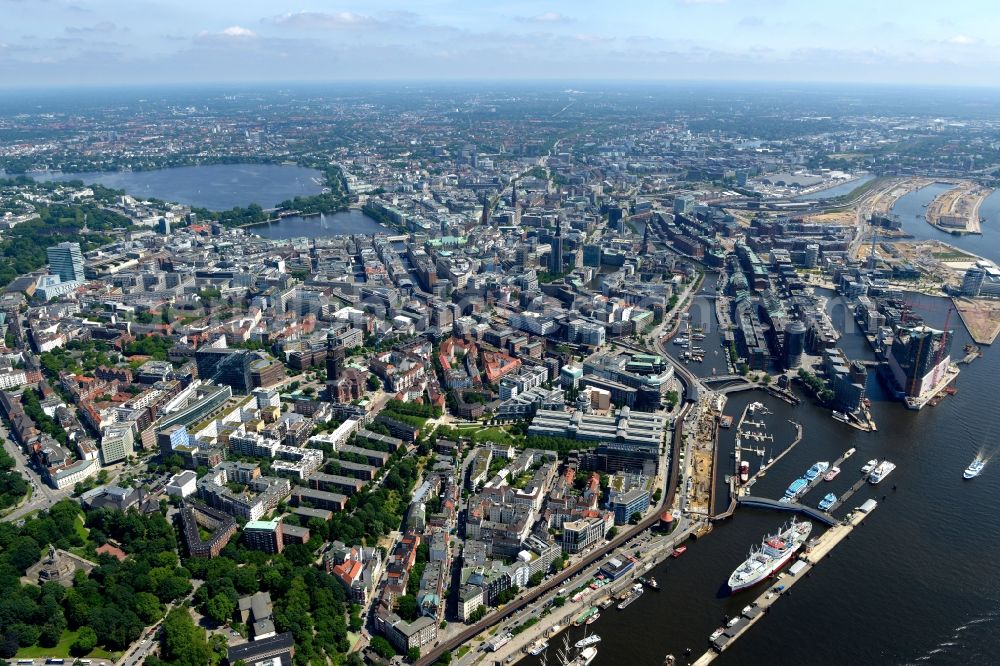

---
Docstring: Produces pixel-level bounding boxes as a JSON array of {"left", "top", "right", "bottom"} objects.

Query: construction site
[
  {"left": 953, "top": 297, "right": 1000, "bottom": 345},
  {"left": 925, "top": 181, "right": 990, "bottom": 235}
]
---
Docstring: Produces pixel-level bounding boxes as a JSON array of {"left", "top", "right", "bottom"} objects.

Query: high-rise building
[
  {"left": 243, "top": 520, "right": 284, "bottom": 553},
  {"left": 195, "top": 348, "right": 254, "bottom": 394},
  {"left": 961, "top": 267, "right": 985, "bottom": 297},
  {"left": 783, "top": 320, "right": 807, "bottom": 370},
  {"left": 673, "top": 195, "right": 694, "bottom": 215},
  {"left": 46, "top": 242, "right": 85, "bottom": 283},
  {"left": 100, "top": 423, "right": 135, "bottom": 465},
  {"left": 549, "top": 219, "right": 564, "bottom": 275},
  {"left": 888, "top": 325, "right": 952, "bottom": 398}
]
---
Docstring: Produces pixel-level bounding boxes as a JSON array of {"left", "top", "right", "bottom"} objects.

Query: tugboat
[{"left": 639, "top": 576, "right": 660, "bottom": 590}]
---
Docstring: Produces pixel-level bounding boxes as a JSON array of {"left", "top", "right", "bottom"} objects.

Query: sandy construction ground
[{"left": 954, "top": 298, "right": 1000, "bottom": 345}]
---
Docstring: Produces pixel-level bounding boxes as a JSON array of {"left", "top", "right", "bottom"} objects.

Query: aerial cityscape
[{"left": 1, "top": 3, "right": 1000, "bottom": 666}]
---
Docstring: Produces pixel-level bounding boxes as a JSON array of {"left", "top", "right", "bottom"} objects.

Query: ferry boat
[
  {"left": 804, "top": 461, "right": 830, "bottom": 481},
  {"left": 861, "top": 459, "right": 879, "bottom": 474},
  {"left": 575, "top": 635, "right": 602, "bottom": 649},
  {"left": 727, "top": 519, "right": 814, "bottom": 592},
  {"left": 586, "top": 611, "right": 600, "bottom": 625},
  {"left": 868, "top": 460, "right": 896, "bottom": 484},
  {"left": 782, "top": 478, "right": 808, "bottom": 501},
  {"left": 574, "top": 607, "right": 599, "bottom": 626},
  {"left": 528, "top": 639, "right": 549, "bottom": 655},
  {"left": 964, "top": 456, "right": 986, "bottom": 479},
  {"left": 818, "top": 493, "right": 837, "bottom": 511},
  {"left": 617, "top": 584, "right": 644, "bottom": 610},
  {"left": 739, "top": 460, "right": 750, "bottom": 484},
  {"left": 823, "top": 466, "right": 841, "bottom": 481},
  {"left": 571, "top": 646, "right": 599, "bottom": 666}
]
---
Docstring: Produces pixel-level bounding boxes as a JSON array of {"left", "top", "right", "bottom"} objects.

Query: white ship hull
[
  {"left": 727, "top": 520, "right": 813, "bottom": 592},
  {"left": 728, "top": 548, "right": 797, "bottom": 592}
]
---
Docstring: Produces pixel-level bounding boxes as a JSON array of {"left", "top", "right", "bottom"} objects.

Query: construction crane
[{"left": 935, "top": 305, "right": 953, "bottom": 370}]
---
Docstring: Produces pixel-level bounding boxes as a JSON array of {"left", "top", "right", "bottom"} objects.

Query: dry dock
[{"left": 692, "top": 502, "right": 878, "bottom": 665}]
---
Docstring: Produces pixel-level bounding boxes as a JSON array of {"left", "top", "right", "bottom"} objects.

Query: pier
[
  {"left": 714, "top": 417, "right": 803, "bottom": 522},
  {"left": 735, "top": 496, "right": 838, "bottom": 526},
  {"left": 692, "top": 502, "right": 879, "bottom": 664},
  {"left": 795, "top": 447, "right": 855, "bottom": 502},
  {"left": 746, "top": 420, "right": 803, "bottom": 486}
]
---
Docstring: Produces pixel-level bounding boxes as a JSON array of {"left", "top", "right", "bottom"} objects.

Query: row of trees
[{"left": 0, "top": 447, "right": 28, "bottom": 511}]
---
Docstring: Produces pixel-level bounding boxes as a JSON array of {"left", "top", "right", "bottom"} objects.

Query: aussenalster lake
[{"left": 31, "top": 163, "right": 324, "bottom": 211}]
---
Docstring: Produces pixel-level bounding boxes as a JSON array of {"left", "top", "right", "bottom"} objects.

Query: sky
[{"left": 2, "top": 0, "right": 1000, "bottom": 88}]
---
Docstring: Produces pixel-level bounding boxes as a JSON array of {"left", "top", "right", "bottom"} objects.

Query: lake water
[
  {"left": 249, "top": 209, "right": 389, "bottom": 240},
  {"left": 31, "top": 163, "right": 323, "bottom": 211}
]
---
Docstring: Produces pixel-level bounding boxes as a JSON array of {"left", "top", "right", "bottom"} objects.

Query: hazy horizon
[{"left": 3, "top": 0, "right": 1000, "bottom": 88}]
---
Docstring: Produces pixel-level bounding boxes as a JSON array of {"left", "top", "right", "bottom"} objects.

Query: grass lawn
[
  {"left": 457, "top": 645, "right": 471, "bottom": 659},
  {"left": 73, "top": 515, "right": 90, "bottom": 541},
  {"left": 16, "top": 628, "right": 116, "bottom": 660},
  {"left": 69, "top": 515, "right": 96, "bottom": 559},
  {"left": 470, "top": 427, "right": 515, "bottom": 445}
]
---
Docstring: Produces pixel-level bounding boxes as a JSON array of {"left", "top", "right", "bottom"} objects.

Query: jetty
[{"left": 692, "top": 501, "right": 879, "bottom": 664}]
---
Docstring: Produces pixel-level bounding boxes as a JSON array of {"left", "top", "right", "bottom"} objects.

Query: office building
[{"left": 47, "top": 242, "right": 85, "bottom": 283}]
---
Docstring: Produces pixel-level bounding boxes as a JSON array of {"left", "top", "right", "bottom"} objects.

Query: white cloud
[
  {"left": 66, "top": 21, "right": 117, "bottom": 34},
  {"left": 220, "top": 25, "right": 255, "bottom": 38},
  {"left": 270, "top": 11, "right": 379, "bottom": 29},
  {"left": 518, "top": 12, "right": 574, "bottom": 24},
  {"left": 947, "top": 34, "right": 977, "bottom": 45}
]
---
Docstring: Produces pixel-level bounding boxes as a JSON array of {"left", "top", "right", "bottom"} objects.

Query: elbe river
[{"left": 524, "top": 185, "right": 1000, "bottom": 666}]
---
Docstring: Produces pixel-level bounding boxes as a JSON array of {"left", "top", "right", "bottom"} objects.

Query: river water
[
  {"left": 524, "top": 183, "right": 1000, "bottom": 666},
  {"left": 31, "top": 163, "right": 323, "bottom": 210}
]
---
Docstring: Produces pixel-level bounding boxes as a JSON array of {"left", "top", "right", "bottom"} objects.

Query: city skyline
[{"left": 3, "top": 0, "right": 1000, "bottom": 88}]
